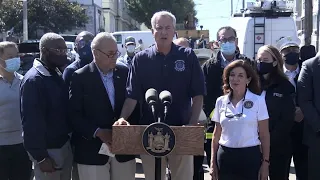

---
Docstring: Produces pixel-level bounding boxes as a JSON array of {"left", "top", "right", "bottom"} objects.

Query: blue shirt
[
  {"left": 127, "top": 43, "right": 206, "bottom": 126},
  {"left": 96, "top": 63, "right": 115, "bottom": 109}
]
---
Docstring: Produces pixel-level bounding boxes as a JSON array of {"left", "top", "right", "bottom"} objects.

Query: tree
[
  {"left": 125, "top": 0, "right": 197, "bottom": 29},
  {"left": 0, "top": 0, "right": 88, "bottom": 38}
]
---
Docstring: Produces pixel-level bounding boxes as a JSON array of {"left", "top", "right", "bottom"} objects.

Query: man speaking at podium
[{"left": 115, "top": 10, "right": 206, "bottom": 180}]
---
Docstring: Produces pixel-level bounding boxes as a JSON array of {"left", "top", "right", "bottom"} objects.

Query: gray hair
[
  {"left": 0, "top": 41, "right": 18, "bottom": 56},
  {"left": 151, "top": 11, "right": 176, "bottom": 29},
  {"left": 91, "top": 32, "right": 116, "bottom": 49},
  {"left": 39, "top": 33, "right": 64, "bottom": 51}
]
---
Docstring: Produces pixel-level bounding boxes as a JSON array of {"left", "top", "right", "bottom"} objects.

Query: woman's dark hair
[
  {"left": 257, "top": 45, "right": 288, "bottom": 89},
  {"left": 223, "top": 60, "right": 261, "bottom": 95}
]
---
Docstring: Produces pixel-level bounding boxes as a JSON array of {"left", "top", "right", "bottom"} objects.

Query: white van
[
  {"left": 111, "top": 31, "right": 155, "bottom": 55},
  {"left": 229, "top": 0, "right": 298, "bottom": 60}
]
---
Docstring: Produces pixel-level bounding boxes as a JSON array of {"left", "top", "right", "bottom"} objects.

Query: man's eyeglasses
[
  {"left": 224, "top": 101, "right": 244, "bottom": 118},
  {"left": 96, "top": 49, "right": 121, "bottom": 58},
  {"left": 77, "top": 39, "right": 92, "bottom": 49},
  {"left": 47, "top": 48, "right": 68, "bottom": 55},
  {"left": 218, "top": 36, "right": 236, "bottom": 43}
]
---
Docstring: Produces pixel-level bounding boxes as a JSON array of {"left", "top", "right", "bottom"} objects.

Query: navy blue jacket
[
  {"left": 63, "top": 57, "right": 92, "bottom": 86},
  {"left": 20, "top": 59, "right": 70, "bottom": 161}
]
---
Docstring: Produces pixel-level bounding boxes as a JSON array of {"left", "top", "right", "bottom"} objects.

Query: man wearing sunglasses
[
  {"left": 201, "top": 26, "right": 254, "bottom": 167},
  {"left": 63, "top": 31, "right": 94, "bottom": 86},
  {"left": 68, "top": 32, "right": 139, "bottom": 180},
  {"left": 20, "top": 33, "right": 73, "bottom": 180}
]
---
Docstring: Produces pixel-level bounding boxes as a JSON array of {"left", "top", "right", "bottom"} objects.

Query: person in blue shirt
[
  {"left": 114, "top": 10, "right": 206, "bottom": 180},
  {"left": 20, "top": 33, "right": 72, "bottom": 180}
]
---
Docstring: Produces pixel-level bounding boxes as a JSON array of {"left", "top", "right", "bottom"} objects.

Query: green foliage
[
  {"left": 0, "top": 0, "right": 88, "bottom": 38},
  {"left": 125, "top": 0, "right": 197, "bottom": 29}
]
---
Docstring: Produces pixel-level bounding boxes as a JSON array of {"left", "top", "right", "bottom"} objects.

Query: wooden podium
[
  {"left": 111, "top": 125, "right": 205, "bottom": 156},
  {"left": 112, "top": 124, "right": 205, "bottom": 180}
]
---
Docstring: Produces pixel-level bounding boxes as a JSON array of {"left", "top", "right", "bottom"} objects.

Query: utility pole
[
  {"left": 316, "top": 0, "right": 320, "bottom": 51},
  {"left": 242, "top": 0, "right": 245, "bottom": 10},
  {"left": 92, "top": 0, "right": 97, "bottom": 35},
  {"left": 22, "top": 0, "right": 28, "bottom": 41},
  {"left": 305, "top": 0, "right": 313, "bottom": 45},
  {"left": 231, "top": 0, "right": 233, "bottom": 16}
]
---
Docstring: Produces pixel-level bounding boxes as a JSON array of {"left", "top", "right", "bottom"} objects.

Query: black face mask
[
  {"left": 47, "top": 53, "right": 69, "bottom": 68},
  {"left": 78, "top": 44, "right": 93, "bottom": 61},
  {"left": 257, "top": 62, "right": 275, "bottom": 75},
  {"left": 284, "top": 52, "right": 300, "bottom": 65}
]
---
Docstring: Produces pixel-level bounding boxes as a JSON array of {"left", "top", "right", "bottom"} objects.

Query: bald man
[
  {"left": 173, "top": 37, "right": 190, "bottom": 48},
  {"left": 20, "top": 33, "right": 72, "bottom": 180},
  {"left": 63, "top": 31, "right": 94, "bottom": 86},
  {"left": 68, "top": 32, "right": 138, "bottom": 180}
]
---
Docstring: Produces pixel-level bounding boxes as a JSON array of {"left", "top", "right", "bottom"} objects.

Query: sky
[{"left": 194, "top": 0, "right": 248, "bottom": 41}]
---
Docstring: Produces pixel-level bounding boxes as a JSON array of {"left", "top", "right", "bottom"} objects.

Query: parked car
[
  {"left": 66, "top": 41, "right": 78, "bottom": 62},
  {"left": 17, "top": 40, "right": 40, "bottom": 75}
]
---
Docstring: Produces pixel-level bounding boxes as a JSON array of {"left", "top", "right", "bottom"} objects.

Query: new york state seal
[{"left": 142, "top": 122, "right": 176, "bottom": 157}]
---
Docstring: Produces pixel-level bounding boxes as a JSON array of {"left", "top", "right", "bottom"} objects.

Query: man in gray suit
[{"left": 297, "top": 55, "right": 320, "bottom": 180}]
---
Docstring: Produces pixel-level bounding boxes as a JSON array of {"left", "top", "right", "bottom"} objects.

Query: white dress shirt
[{"left": 283, "top": 65, "right": 300, "bottom": 90}]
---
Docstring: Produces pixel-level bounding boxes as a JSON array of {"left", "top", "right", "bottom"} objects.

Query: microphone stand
[
  {"left": 155, "top": 103, "right": 170, "bottom": 180},
  {"left": 149, "top": 102, "right": 161, "bottom": 180},
  {"left": 155, "top": 116, "right": 161, "bottom": 180}
]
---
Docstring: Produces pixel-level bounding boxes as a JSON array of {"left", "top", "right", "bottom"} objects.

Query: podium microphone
[
  {"left": 159, "top": 90, "right": 172, "bottom": 122},
  {"left": 145, "top": 88, "right": 158, "bottom": 122}
]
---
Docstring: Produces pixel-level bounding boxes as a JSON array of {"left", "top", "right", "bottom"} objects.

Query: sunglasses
[{"left": 225, "top": 102, "right": 244, "bottom": 118}]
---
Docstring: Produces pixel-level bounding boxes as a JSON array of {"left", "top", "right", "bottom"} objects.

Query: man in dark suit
[
  {"left": 68, "top": 32, "right": 137, "bottom": 180},
  {"left": 297, "top": 54, "right": 320, "bottom": 180}
]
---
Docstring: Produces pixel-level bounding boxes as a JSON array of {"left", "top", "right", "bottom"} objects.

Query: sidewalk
[{"left": 135, "top": 158, "right": 297, "bottom": 180}]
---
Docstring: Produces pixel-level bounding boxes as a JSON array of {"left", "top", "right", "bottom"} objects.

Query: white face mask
[{"left": 126, "top": 45, "right": 135, "bottom": 53}]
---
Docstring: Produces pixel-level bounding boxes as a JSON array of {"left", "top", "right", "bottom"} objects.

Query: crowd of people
[{"left": 0, "top": 9, "right": 319, "bottom": 180}]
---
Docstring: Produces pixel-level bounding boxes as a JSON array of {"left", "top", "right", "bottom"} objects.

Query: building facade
[
  {"left": 67, "top": 0, "right": 105, "bottom": 35},
  {"left": 298, "top": 0, "right": 319, "bottom": 46},
  {"left": 102, "top": 0, "right": 140, "bottom": 33}
]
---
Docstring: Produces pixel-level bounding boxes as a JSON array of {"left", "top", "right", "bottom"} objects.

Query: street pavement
[{"left": 135, "top": 158, "right": 297, "bottom": 180}]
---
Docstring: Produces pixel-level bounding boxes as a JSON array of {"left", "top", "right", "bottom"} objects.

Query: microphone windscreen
[
  {"left": 159, "top": 90, "right": 172, "bottom": 104},
  {"left": 145, "top": 88, "right": 158, "bottom": 104}
]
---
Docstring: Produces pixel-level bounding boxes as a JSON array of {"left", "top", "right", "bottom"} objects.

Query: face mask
[
  {"left": 220, "top": 42, "right": 236, "bottom": 56},
  {"left": 47, "top": 54, "right": 69, "bottom": 68},
  {"left": 126, "top": 45, "right": 135, "bottom": 54},
  {"left": 3, "top": 57, "right": 21, "bottom": 73},
  {"left": 257, "top": 61, "right": 275, "bottom": 75},
  {"left": 284, "top": 52, "right": 300, "bottom": 65},
  {"left": 78, "top": 44, "right": 93, "bottom": 60}
]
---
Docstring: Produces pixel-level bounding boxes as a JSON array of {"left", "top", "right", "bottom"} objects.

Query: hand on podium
[
  {"left": 96, "top": 129, "right": 112, "bottom": 146},
  {"left": 114, "top": 118, "right": 130, "bottom": 125}
]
